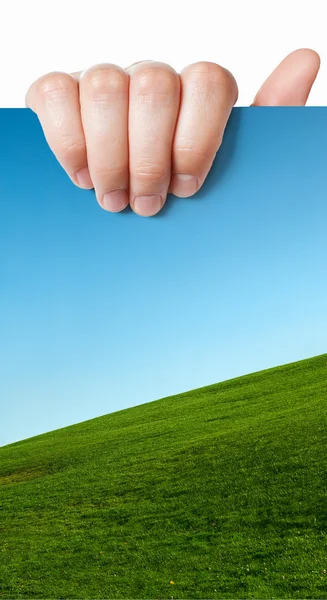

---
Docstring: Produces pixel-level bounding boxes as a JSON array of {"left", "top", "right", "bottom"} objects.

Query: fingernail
[
  {"left": 133, "top": 194, "right": 163, "bottom": 216},
  {"left": 102, "top": 190, "right": 129, "bottom": 212},
  {"left": 170, "top": 174, "right": 198, "bottom": 197},
  {"left": 75, "top": 167, "right": 93, "bottom": 189}
]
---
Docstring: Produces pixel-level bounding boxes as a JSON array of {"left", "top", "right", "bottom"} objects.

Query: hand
[{"left": 25, "top": 48, "right": 320, "bottom": 217}]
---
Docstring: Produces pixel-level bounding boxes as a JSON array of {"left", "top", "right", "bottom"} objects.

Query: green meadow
[{"left": 0, "top": 353, "right": 326, "bottom": 600}]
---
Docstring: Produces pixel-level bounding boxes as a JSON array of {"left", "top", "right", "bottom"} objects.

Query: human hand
[{"left": 25, "top": 48, "right": 320, "bottom": 217}]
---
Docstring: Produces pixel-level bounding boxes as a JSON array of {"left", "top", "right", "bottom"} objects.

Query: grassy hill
[{"left": 0, "top": 354, "right": 326, "bottom": 600}]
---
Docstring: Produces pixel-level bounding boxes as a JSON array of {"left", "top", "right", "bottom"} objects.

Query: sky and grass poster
[{"left": 0, "top": 108, "right": 326, "bottom": 599}]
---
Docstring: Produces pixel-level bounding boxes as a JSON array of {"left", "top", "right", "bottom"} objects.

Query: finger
[
  {"left": 25, "top": 72, "right": 93, "bottom": 189},
  {"left": 126, "top": 61, "right": 181, "bottom": 217},
  {"left": 252, "top": 48, "right": 320, "bottom": 106},
  {"left": 79, "top": 64, "right": 130, "bottom": 212},
  {"left": 168, "top": 62, "right": 238, "bottom": 197}
]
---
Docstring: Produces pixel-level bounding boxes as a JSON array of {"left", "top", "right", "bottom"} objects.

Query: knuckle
[
  {"left": 133, "top": 162, "right": 168, "bottom": 183},
  {"left": 175, "top": 139, "right": 212, "bottom": 161},
  {"left": 183, "top": 61, "right": 238, "bottom": 102},
  {"left": 35, "top": 71, "right": 75, "bottom": 101},
  {"left": 132, "top": 63, "right": 178, "bottom": 96},
  {"left": 81, "top": 64, "right": 128, "bottom": 95},
  {"left": 174, "top": 141, "right": 218, "bottom": 174},
  {"left": 91, "top": 164, "right": 127, "bottom": 180},
  {"left": 60, "top": 136, "right": 86, "bottom": 159}
]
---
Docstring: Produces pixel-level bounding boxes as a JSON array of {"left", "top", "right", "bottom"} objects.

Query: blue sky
[{"left": 1, "top": 107, "right": 327, "bottom": 447}]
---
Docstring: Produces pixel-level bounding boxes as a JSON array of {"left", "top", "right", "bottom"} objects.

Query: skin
[{"left": 25, "top": 48, "right": 320, "bottom": 217}]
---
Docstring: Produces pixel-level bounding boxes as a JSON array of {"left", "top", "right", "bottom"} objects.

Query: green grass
[{"left": 0, "top": 354, "right": 326, "bottom": 600}]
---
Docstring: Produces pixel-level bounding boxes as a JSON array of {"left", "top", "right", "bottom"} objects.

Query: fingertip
[
  {"left": 75, "top": 167, "right": 94, "bottom": 190},
  {"left": 101, "top": 190, "right": 129, "bottom": 212},
  {"left": 170, "top": 174, "right": 198, "bottom": 198},
  {"left": 289, "top": 47, "right": 321, "bottom": 67},
  {"left": 131, "top": 194, "right": 165, "bottom": 217}
]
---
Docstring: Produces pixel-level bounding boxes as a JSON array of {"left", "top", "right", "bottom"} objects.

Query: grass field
[{"left": 0, "top": 353, "right": 326, "bottom": 600}]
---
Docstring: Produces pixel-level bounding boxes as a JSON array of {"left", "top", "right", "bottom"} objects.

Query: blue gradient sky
[{"left": 1, "top": 108, "right": 327, "bottom": 447}]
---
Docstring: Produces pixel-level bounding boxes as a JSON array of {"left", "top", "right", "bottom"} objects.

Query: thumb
[{"left": 251, "top": 48, "right": 320, "bottom": 106}]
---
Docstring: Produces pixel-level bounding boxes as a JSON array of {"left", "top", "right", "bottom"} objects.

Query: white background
[{"left": 0, "top": 0, "right": 326, "bottom": 106}]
